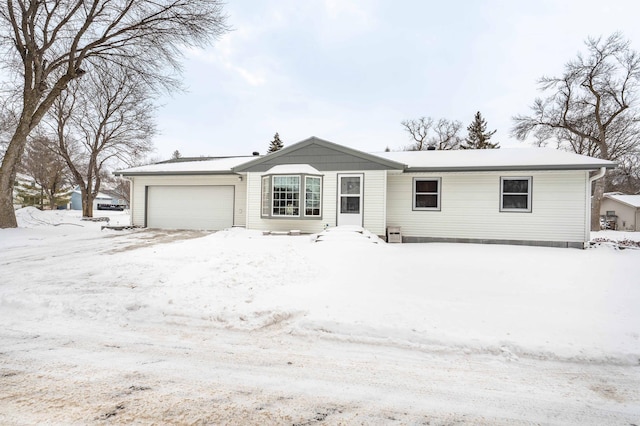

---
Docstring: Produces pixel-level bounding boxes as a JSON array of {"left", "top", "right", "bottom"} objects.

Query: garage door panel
[{"left": 147, "top": 185, "right": 234, "bottom": 230}]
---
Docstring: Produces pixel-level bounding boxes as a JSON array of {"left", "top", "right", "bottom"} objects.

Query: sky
[{"left": 151, "top": 0, "right": 640, "bottom": 160}]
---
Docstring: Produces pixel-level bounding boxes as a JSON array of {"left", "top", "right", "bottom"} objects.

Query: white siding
[
  {"left": 129, "top": 175, "right": 247, "bottom": 228},
  {"left": 246, "top": 170, "right": 387, "bottom": 235},
  {"left": 386, "top": 170, "right": 589, "bottom": 243},
  {"left": 362, "top": 170, "right": 386, "bottom": 236}
]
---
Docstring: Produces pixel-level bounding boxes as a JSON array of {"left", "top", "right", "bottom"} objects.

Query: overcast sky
[{"left": 152, "top": 0, "right": 640, "bottom": 160}]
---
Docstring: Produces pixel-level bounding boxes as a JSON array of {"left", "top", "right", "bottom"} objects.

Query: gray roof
[
  {"left": 377, "top": 148, "right": 615, "bottom": 171},
  {"left": 115, "top": 138, "right": 616, "bottom": 176}
]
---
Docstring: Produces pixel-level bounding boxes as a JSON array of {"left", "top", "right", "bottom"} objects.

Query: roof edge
[
  {"left": 405, "top": 163, "right": 616, "bottom": 173},
  {"left": 114, "top": 171, "right": 241, "bottom": 177},
  {"left": 603, "top": 194, "right": 640, "bottom": 209}
]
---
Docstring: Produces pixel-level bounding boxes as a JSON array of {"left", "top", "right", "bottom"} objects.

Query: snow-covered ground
[{"left": 1, "top": 208, "right": 639, "bottom": 424}]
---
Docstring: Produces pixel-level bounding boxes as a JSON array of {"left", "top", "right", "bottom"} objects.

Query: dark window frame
[
  {"left": 412, "top": 177, "right": 441, "bottom": 211},
  {"left": 500, "top": 176, "right": 532, "bottom": 213}
]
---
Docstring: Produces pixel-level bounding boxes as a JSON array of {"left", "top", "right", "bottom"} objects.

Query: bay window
[{"left": 261, "top": 173, "right": 323, "bottom": 219}]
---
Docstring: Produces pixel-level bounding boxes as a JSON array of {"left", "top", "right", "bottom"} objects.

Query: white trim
[
  {"left": 412, "top": 177, "right": 441, "bottom": 211},
  {"left": 261, "top": 176, "right": 270, "bottom": 217},
  {"left": 271, "top": 175, "right": 301, "bottom": 217},
  {"left": 337, "top": 173, "right": 364, "bottom": 226},
  {"left": 304, "top": 175, "right": 322, "bottom": 217},
  {"left": 500, "top": 176, "right": 532, "bottom": 213}
]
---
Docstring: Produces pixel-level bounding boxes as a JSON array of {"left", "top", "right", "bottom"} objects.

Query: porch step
[{"left": 311, "top": 226, "right": 384, "bottom": 244}]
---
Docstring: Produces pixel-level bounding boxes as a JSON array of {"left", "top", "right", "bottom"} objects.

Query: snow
[
  {"left": 377, "top": 147, "right": 615, "bottom": 170},
  {"left": 116, "top": 156, "right": 254, "bottom": 174},
  {"left": 117, "top": 146, "right": 615, "bottom": 176},
  {"left": 1, "top": 209, "right": 639, "bottom": 424},
  {"left": 604, "top": 192, "right": 640, "bottom": 208},
  {"left": 265, "top": 164, "right": 322, "bottom": 175}
]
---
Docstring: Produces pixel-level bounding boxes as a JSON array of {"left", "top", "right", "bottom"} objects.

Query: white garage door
[{"left": 147, "top": 185, "right": 234, "bottom": 230}]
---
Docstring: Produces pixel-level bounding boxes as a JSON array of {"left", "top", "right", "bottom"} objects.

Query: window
[
  {"left": 260, "top": 174, "right": 323, "bottom": 219},
  {"left": 261, "top": 176, "right": 270, "bottom": 216},
  {"left": 413, "top": 178, "right": 441, "bottom": 210},
  {"left": 272, "top": 176, "right": 300, "bottom": 216},
  {"left": 500, "top": 177, "right": 532, "bottom": 212},
  {"left": 305, "top": 176, "right": 321, "bottom": 216}
]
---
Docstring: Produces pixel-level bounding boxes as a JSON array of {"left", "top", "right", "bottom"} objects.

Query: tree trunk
[
  {"left": 82, "top": 189, "right": 94, "bottom": 218},
  {"left": 48, "top": 191, "right": 57, "bottom": 210},
  {"left": 591, "top": 177, "right": 605, "bottom": 231},
  {"left": 0, "top": 123, "right": 32, "bottom": 228}
]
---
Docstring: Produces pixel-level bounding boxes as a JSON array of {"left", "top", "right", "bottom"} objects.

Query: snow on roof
[
  {"left": 604, "top": 193, "right": 640, "bottom": 208},
  {"left": 265, "top": 164, "right": 322, "bottom": 175},
  {"left": 116, "top": 156, "right": 255, "bottom": 175},
  {"left": 116, "top": 147, "right": 614, "bottom": 176},
  {"left": 72, "top": 188, "right": 112, "bottom": 199},
  {"left": 376, "top": 148, "right": 614, "bottom": 171}
]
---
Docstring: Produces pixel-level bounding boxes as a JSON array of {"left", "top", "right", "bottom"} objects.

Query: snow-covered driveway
[{"left": 1, "top": 209, "right": 639, "bottom": 424}]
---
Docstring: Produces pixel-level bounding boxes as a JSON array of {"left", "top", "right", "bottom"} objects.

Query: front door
[{"left": 337, "top": 174, "right": 363, "bottom": 227}]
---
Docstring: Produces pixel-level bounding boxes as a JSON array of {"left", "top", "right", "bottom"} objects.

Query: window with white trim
[
  {"left": 413, "top": 178, "right": 441, "bottom": 210},
  {"left": 500, "top": 177, "right": 532, "bottom": 212},
  {"left": 272, "top": 176, "right": 300, "bottom": 216},
  {"left": 305, "top": 176, "right": 321, "bottom": 216},
  {"left": 260, "top": 174, "right": 323, "bottom": 219},
  {"left": 261, "top": 176, "right": 270, "bottom": 216}
]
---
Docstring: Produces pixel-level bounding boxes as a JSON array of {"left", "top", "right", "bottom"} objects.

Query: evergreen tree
[
  {"left": 461, "top": 111, "right": 500, "bottom": 149},
  {"left": 267, "top": 133, "right": 284, "bottom": 153},
  {"left": 171, "top": 150, "right": 182, "bottom": 160}
]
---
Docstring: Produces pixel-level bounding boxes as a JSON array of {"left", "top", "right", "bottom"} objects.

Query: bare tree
[
  {"left": 401, "top": 117, "right": 433, "bottom": 151},
  {"left": 512, "top": 33, "right": 640, "bottom": 230},
  {"left": 0, "top": 0, "right": 229, "bottom": 228},
  {"left": 49, "top": 64, "right": 155, "bottom": 217},
  {"left": 401, "top": 117, "right": 462, "bottom": 150},
  {"left": 431, "top": 119, "right": 463, "bottom": 150},
  {"left": 19, "top": 135, "right": 69, "bottom": 209}
]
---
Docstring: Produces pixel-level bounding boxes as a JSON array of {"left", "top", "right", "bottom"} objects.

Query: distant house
[
  {"left": 116, "top": 137, "right": 615, "bottom": 248},
  {"left": 70, "top": 187, "right": 128, "bottom": 211},
  {"left": 600, "top": 192, "right": 640, "bottom": 231}
]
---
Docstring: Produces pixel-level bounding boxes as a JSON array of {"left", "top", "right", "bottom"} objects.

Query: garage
[{"left": 146, "top": 185, "right": 234, "bottom": 230}]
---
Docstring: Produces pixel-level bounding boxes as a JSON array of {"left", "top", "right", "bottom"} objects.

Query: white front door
[{"left": 337, "top": 174, "right": 363, "bottom": 227}]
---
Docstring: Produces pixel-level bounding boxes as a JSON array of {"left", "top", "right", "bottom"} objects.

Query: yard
[{"left": 1, "top": 208, "right": 639, "bottom": 424}]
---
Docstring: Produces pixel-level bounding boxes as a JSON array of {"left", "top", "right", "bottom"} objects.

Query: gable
[{"left": 233, "top": 137, "right": 405, "bottom": 172}]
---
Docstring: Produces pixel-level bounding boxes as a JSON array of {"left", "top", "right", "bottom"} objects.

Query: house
[
  {"left": 116, "top": 137, "right": 615, "bottom": 248},
  {"left": 600, "top": 192, "right": 640, "bottom": 231},
  {"left": 70, "top": 187, "right": 129, "bottom": 211}
]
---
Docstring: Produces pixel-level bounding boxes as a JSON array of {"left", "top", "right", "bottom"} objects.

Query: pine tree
[
  {"left": 267, "top": 132, "right": 284, "bottom": 153},
  {"left": 171, "top": 150, "right": 182, "bottom": 160},
  {"left": 461, "top": 111, "right": 499, "bottom": 149}
]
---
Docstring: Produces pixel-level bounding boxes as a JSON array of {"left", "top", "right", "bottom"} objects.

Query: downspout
[
  {"left": 119, "top": 174, "right": 133, "bottom": 227},
  {"left": 585, "top": 167, "right": 607, "bottom": 246}
]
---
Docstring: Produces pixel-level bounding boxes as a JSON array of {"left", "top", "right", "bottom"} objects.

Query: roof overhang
[
  {"left": 114, "top": 171, "right": 241, "bottom": 177},
  {"left": 405, "top": 163, "right": 616, "bottom": 173}
]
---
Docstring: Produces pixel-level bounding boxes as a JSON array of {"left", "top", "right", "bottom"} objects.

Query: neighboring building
[
  {"left": 600, "top": 192, "right": 640, "bottom": 231},
  {"left": 116, "top": 137, "right": 615, "bottom": 248},
  {"left": 70, "top": 187, "right": 129, "bottom": 211}
]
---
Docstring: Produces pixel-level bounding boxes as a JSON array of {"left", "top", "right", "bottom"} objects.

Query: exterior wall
[
  {"left": 70, "top": 191, "right": 112, "bottom": 211},
  {"left": 386, "top": 170, "right": 590, "bottom": 244},
  {"left": 600, "top": 198, "right": 638, "bottom": 231},
  {"left": 129, "top": 175, "right": 247, "bottom": 228},
  {"left": 246, "top": 170, "right": 387, "bottom": 235},
  {"left": 237, "top": 139, "right": 402, "bottom": 172}
]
